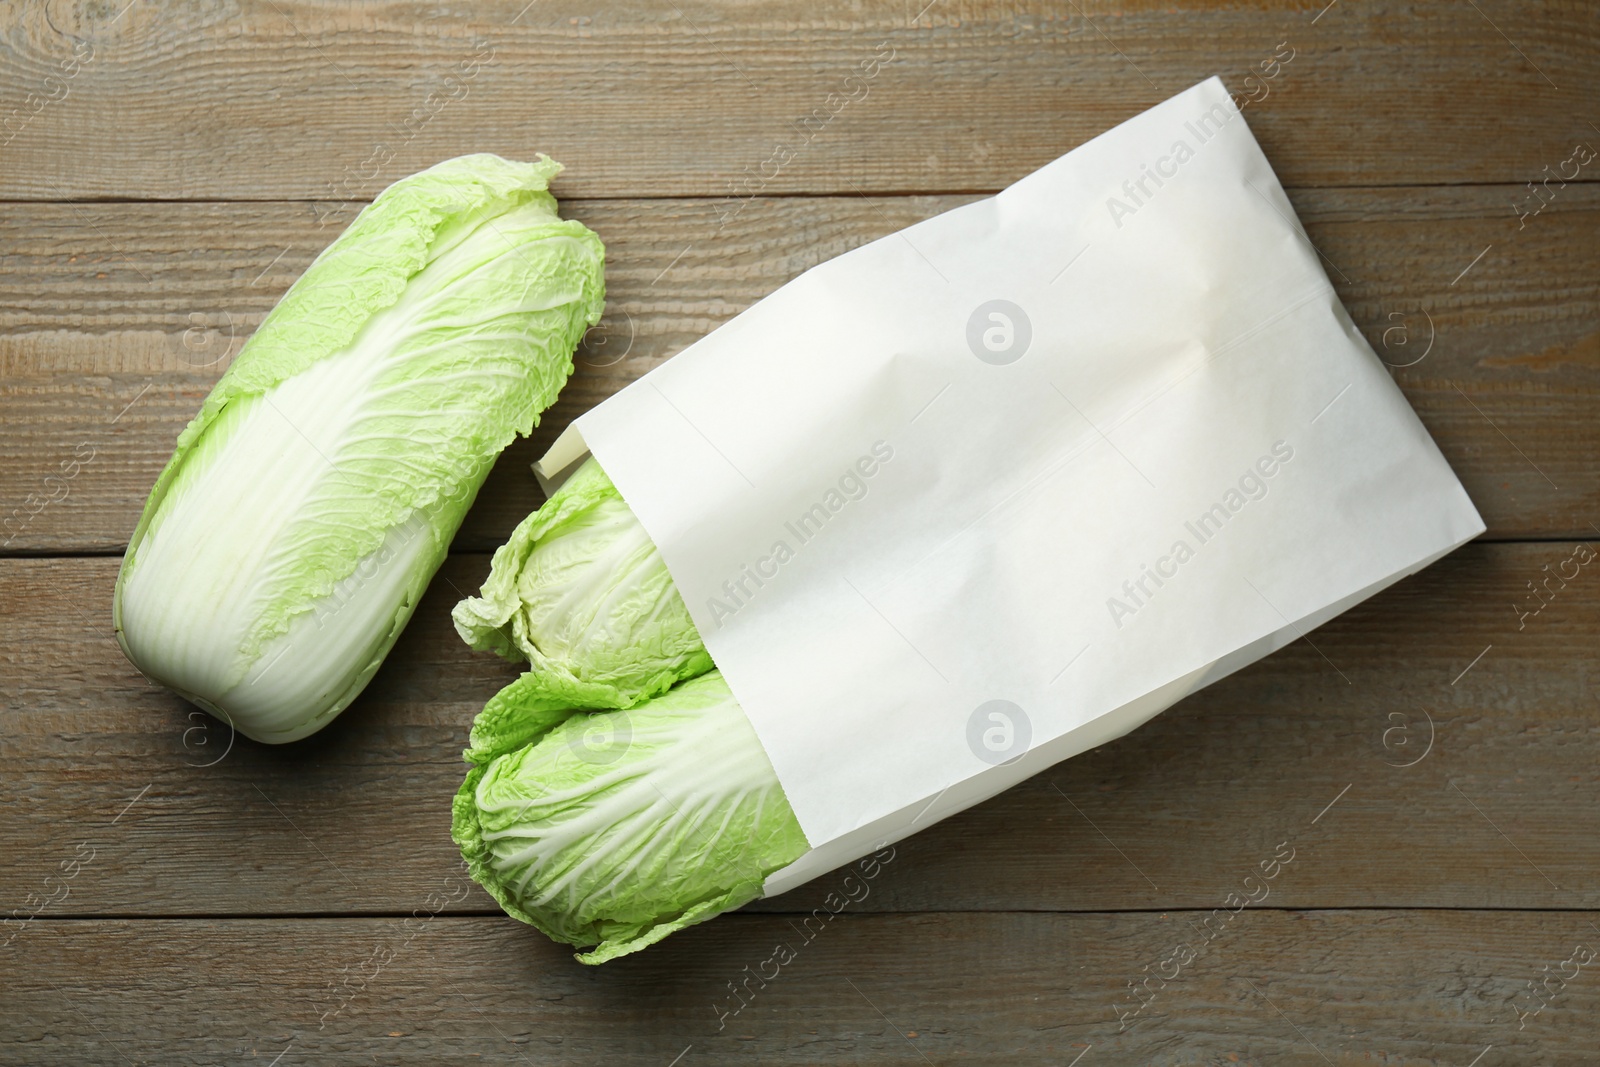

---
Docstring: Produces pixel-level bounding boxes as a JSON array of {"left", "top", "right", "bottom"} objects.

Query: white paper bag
[{"left": 539, "top": 76, "right": 1484, "bottom": 895}]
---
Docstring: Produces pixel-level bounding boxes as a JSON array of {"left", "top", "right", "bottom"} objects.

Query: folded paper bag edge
[{"left": 760, "top": 519, "right": 1482, "bottom": 898}]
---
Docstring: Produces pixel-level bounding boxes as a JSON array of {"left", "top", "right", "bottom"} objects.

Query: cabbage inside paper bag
[{"left": 550, "top": 76, "right": 1483, "bottom": 892}]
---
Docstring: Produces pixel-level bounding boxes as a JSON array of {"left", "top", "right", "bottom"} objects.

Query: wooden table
[{"left": 3, "top": 2, "right": 1597, "bottom": 1063}]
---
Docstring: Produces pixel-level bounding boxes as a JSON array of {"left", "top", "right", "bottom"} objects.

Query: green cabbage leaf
[
  {"left": 452, "top": 669, "right": 809, "bottom": 964},
  {"left": 452, "top": 455, "right": 711, "bottom": 709}
]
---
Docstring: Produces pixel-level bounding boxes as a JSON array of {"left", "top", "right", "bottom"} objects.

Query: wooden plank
[
  {"left": 4, "top": 540, "right": 1598, "bottom": 917},
  {"left": 1, "top": 187, "right": 1596, "bottom": 554},
  {"left": 3, "top": 910, "right": 1593, "bottom": 1064},
  {"left": 0, "top": 1, "right": 1595, "bottom": 201}
]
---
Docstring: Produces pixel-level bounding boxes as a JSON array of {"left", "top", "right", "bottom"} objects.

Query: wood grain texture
[
  {"left": 2, "top": 186, "right": 1596, "bottom": 554},
  {"left": 0, "top": 0, "right": 1594, "bottom": 200},
  {"left": 4, "top": 541, "right": 1598, "bottom": 917},
  {"left": 4, "top": 910, "right": 1595, "bottom": 1065},
  {"left": 3, "top": 2, "right": 1596, "bottom": 1060}
]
